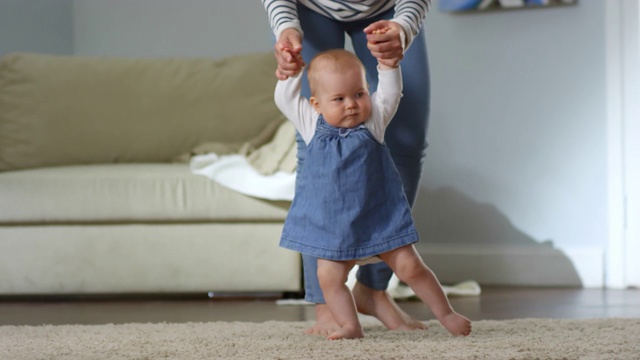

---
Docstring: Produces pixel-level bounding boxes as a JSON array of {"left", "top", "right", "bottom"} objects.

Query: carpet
[{"left": 1, "top": 318, "right": 639, "bottom": 360}]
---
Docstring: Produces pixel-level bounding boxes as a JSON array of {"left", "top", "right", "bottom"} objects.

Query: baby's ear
[{"left": 309, "top": 97, "right": 321, "bottom": 112}]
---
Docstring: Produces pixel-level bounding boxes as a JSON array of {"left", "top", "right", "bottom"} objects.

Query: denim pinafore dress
[{"left": 280, "top": 117, "right": 419, "bottom": 261}]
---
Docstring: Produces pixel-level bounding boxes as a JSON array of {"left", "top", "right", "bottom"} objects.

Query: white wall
[
  {"left": 606, "top": 0, "right": 640, "bottom": 288},
  {"left": 623, "top": 1, "right": 640, "bottom": 288},
  {"left": 70, "top": 0, "right": 612, "bottom": 287}
]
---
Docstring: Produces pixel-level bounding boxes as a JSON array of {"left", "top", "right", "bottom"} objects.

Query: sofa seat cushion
[{"left": 0, "top": 164, "right": 290, "bottom": 224}]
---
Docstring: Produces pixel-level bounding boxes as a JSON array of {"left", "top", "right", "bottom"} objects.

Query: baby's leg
[
  {"left": 352, "top": 281, "right": 426, "bottom": 331},
  {"left": 379, "top": 246, "right": 472, "bottom": 336},
  {"left": 317, "top": 258, "right": 364, "bottom": 340}
]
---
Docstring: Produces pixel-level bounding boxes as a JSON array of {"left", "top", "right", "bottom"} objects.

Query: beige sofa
[{"left": 0, "top": 51, "right": 302, "bottom": 296}]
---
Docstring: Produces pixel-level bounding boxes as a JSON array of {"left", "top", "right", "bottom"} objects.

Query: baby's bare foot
[
  {"left": 327, "top": 325, "right": 365, "bottom": 340},
  {"left": 353, "top": 282, "right": 426, "bottom": 331},
  {"left": 440, "top": 312, "right": 472, "bottom": 336},
  {"left": 305, "top": 304, "right": 339, "bottom": 336}
]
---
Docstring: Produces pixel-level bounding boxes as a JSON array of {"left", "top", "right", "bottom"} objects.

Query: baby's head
[
  {"left": 307, "top": 49, "right": 371, "bottom": 128},
  {"left": 307, "top": 49, "right": 366, "bottom": 95}
]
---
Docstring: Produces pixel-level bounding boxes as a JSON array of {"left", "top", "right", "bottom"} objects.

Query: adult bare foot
[
  {"left": 352, "top": 282, "right": 426, "bottom": 331},
  {"left": 305, "top": 304, "right": 340, "bottom": 336},
  {"left": 440, "top": 312, "right": 472, "bottom": 336}
]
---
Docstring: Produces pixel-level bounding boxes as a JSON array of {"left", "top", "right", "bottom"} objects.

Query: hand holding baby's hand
[
  {"left": 276, "top": 45, "right": 305, "bottom": 79},
  {"left": 364, "top": 21, "right": 404, "bottom": 69},
  {"left": 274, "top": 28, "right": 305, "bottom": 80}
]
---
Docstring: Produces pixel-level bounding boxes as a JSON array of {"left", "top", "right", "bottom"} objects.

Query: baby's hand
[{"left": 371, "top": 27, "right": 390, "bottom": 35}]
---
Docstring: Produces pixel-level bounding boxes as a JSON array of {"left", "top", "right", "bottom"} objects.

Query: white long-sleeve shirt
[
  {"left": 262, "top": 0, "right": 430, "bottom": 49},
  {"left": 274, "top": 66, "right": 403, "bottom": 145}
]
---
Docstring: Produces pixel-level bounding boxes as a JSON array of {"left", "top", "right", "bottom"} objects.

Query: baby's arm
[
  {"left": 375, "top": 67, "right": 403, "bottom": 125},
  {"left": 273, "top": 64, "right": 315, "bottom": 144},
  {"left": 364, "top": 27, "right": 403, "bottom": 142},
  {"left": 366, "top": 65, "right": 403, "bottom": 142}
]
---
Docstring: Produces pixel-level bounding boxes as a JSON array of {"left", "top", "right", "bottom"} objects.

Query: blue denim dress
[{"left": 280, "top": 117, "right": 419, "bottom": 261}]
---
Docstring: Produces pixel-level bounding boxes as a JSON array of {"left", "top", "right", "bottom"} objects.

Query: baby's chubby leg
[
  {"left": 379, "top": 245, "right": 472, "bottom": 336},
  {"left": 352, "top": 281, "right": 426, "bottom": 331},
  {"left": 317, "top": 259, "right": 364, "bottom": 340}
]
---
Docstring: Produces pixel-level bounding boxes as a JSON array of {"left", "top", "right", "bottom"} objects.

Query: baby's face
[{"left": 311, "top": 66, "right": 371, "bottom": 128}]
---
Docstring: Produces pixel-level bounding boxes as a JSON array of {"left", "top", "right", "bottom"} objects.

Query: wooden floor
[{"left": 1, "top": 287, "right": 639, "bottom": 327}]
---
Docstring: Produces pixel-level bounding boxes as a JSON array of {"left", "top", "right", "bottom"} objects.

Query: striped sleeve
[
  {"left": 262, "top": 0, "right": 431, "bottom": 46},
  {"left": 262, "top": 0, "right": 303, "bottom": 40},
  {"left": 390, "top": 0, "right": 431, "bottom": 50}
]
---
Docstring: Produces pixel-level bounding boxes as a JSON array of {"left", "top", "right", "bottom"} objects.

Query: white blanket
[{"left": 190, "top": 153, "right": 296, "bottom": 201}]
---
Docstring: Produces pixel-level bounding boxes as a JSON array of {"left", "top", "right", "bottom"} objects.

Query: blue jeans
[{"left": 295, "top": 4, "right": 430, "bottom": 303}]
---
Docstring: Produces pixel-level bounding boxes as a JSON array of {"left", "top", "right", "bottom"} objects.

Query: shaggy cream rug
[{"left": 1, "top": 318, "right": 639, "bottom": 360}]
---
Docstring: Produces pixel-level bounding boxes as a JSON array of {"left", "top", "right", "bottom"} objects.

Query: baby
[{"left": 274, "top": 38, "right": 471, "bottom": 340}]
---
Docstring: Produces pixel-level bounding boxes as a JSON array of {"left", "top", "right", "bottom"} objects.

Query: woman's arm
[
  {"left": 391, "top": 0, "right": 431, "bottom": 49},
  {"left": 364, "top": 0, "right": 430, "bottom": 66},
  {"left": 262, "top": 0, "right": 304, "bottom": 80},
  {"left": 261, "top": 0, "right": 303, "bottom": 40}
]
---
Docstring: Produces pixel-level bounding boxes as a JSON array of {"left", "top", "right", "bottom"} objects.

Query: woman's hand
[
  {"left": 274, "top": 28, "right": 305, "bottom": 80},
  {"left": 364, "top": 20, "right": 405, "bottom": 68}
]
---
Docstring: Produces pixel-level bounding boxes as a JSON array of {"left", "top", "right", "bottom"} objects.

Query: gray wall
[
  {"left": 413, "top": 1, "right": 607, "bottom": 286},
  {"left": 419, "top": 0, "right": 606, "bottom": 247},
  {"left": 0, "top": 0, "right": 73, "bottom": 57},
  {"left": 73, "top": 0, "right": 273, "bottom": 58}
]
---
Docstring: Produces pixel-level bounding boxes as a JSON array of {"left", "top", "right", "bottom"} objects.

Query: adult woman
[{"left": 262, "top": 0, "right": 431, "bottom": 335}]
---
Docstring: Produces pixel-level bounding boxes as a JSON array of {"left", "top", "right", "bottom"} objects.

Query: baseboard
[{"left": 417, "top": 243, "right": 604, "bottom": 288}]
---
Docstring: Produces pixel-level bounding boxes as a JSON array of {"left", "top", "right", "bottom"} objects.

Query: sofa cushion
[
  {"left": 0, "top": 52, "right": 284, "bottom": 172},
  {"left": 0, "top": 164, "right": 290, "bottom": 224}
]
